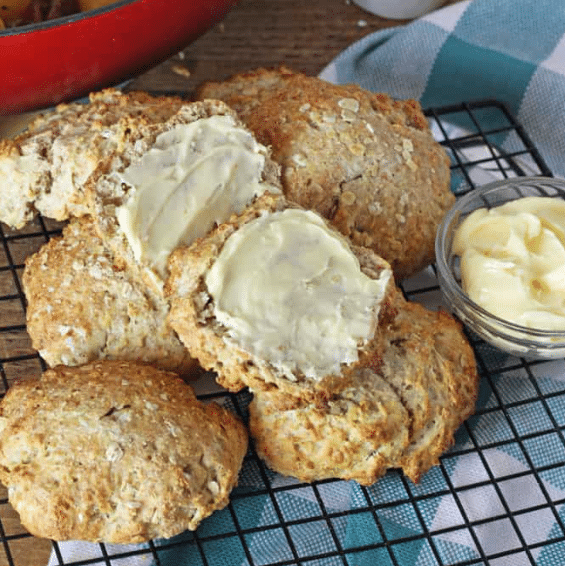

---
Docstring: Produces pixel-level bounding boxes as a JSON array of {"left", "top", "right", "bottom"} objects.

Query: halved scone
[
  {"left": 166, "top": 193, "right": 398, "bottom": 402},
  {"left": 0, "top": 89, "right": 185, "bottom": 229},
  {"left": 89, "top": 98, "right": 281, "bottom": 292}
]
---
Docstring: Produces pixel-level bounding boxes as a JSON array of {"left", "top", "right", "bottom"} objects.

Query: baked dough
[
  {"left": 0, "top": 361, "right": 248, "bottom": 542},
  {"left": 22, "top": 217, "right": 198, "bottom": 376},
  {"left": 0, "top": 89, "right": 185, "bottom": 229},
  {"left": 248, "top": 296, "right": 478, "bottom": 485},
  {"left": 196, "top": 66, "right": 454, "bottom": 279},
  {"left": 166, "top": 193, "right": 398, "bottom": 402}
]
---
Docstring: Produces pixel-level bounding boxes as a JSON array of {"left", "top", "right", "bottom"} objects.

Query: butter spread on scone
[
  {"left": 205, "top": 208, "right": 392, "bottom": 379},
  {"left": 166, "top": 193, "right": 398, "bottom": 401},
  {"left": 115, "top": 114, "right": 279, "bottom": 277}
]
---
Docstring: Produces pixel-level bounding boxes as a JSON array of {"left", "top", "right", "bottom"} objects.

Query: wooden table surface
[{"left": 1, "top": 1, "right": 460, "bottom": 565}]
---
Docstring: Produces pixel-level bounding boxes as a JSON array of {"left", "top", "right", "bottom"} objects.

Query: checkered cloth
[
  {"left": 321, "top": 0, "right": 565, "bottom": 181},
  {"left": 49, "top": 1, "right": 565, "bottom": 564}
]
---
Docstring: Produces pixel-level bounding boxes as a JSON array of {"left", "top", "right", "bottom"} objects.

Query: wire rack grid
[{"left": 0, "top": 99, "right": 564, "bottom": 566}]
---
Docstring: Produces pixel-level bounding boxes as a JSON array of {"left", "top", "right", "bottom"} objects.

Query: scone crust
[
  {"left": 197, "top": 67, "right": 454, "bottom": 279},
  {"left": 0, "top": 89, "right": 185, "bottom": 229},
  {"left": 248, "top": 293, "right": 478, "bottom": 485},
  {"left": 166, "top": 193, "right": 398, "bottom": 402},
  {"left": 390, "top": 301, "right": 478, "bottom": 482},
  {"left": 22, "top": 217, "right": 198, "bottom": 376},
  {"left": 0, "top": 361, "right": 248, "bottom": 543}
]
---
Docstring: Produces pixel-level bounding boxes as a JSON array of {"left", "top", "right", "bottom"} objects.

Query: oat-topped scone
[
  {"left": 22, "top": 217, "right": 198, "bottom": 376},
  {"left": 249, "top": 369, "right": 410, "bottom": 485},
  {"left": 0, "top": 89, "right": 185, "bottom": 229},
  {"left": 166, "top": 193, "right": 398, "bottom": 402},
  {"left": 89, "top": 98, "right": 281, "bottom": 292},
  {"left": 0, "top": 361, "right": 248, "bottom": 543},
  {"left": 249, "top": 296, "right": 478, "bottom": 485},
  {"left": 197, "top": 67, "right": 454, "bottom": 279}
]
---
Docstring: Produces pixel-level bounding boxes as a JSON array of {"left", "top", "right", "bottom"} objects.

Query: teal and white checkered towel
[
  {"left": 48, "top": 1, "right": 565, "bottom": 565},
  {"left": 321, "top": 0, "right": 565, "bottom": 181}
]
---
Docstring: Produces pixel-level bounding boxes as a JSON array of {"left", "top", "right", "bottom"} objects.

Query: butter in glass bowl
[{"left": 435, "top": 176, "right": 565, "bottom": 359}]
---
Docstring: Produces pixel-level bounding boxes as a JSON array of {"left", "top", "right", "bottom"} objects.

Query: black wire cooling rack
[{"left": 0, "top": 99, "right": 563, "bottom": 566}]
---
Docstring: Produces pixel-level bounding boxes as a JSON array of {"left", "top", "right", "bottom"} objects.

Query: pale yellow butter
[
  {"left": 205, "top": 209, "right": 392, "bottom": 379},
  {"left": 116, "top": 115, "right": 277, "bottom": 277},
  {"left": 452, "top": 196, "right": 565, "bottom": 330}
]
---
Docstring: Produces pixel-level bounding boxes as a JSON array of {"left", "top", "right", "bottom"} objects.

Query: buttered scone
[
  {"left": 0, "top": 89, "right": 185, "bottom": 229},
  {"left": 197, "top": 67, "right": 453, "bottom": 279},
  {"left": 22, "top": 217, "right": 198, "bottom": 376},
  {"left": 166, "top": 194, "right": 398, "bottom": 401},
  {"left": 249, "top": 297, "right": 478, "bottom": 485},
  {"left": 90, "top": 98, "right": 281, "bottom": 292},
  {"left": 0, "top": 361, "right": 248, "bottom": 543}
]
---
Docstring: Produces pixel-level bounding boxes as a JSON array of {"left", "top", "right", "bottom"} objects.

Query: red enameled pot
[{"left": 1, "top": 0, "right": 239, "bottom": 114}]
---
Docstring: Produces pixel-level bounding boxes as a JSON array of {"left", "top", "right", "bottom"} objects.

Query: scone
[
  {"left": 248, "top": 368, "right": 411, "bottom": 485},
  {"left": 387, "top": 301, "right": 478, "bottom": 482},
  {"left": 166, "top": 193, "right": 398, "bottom": 402},
  {"left": 248, "top": 296, "right": 478, "bottom": 485},
  {"left": 0, "top": 89, "right": 185, "bottom": 229},
  {"left": 196, "top": 67, "right": 454, "bottom": 279},
  {"left": 89, "top": 97, "right": 281, "bottom": 291},
  {"left": 0, "top": 361, "right": 248, "bottom": 543},
  {"left": 22, "top": 217, "right": 198, "bottom": 376}
]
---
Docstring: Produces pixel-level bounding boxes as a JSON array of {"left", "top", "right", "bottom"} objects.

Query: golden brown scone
[
  {"left": 166, "top": 193, "right": 399, "bottom": 402},
  {"left": 197, "top": 67, "right": 454, "bottom": 280},
  {"left": 22, "top": 217, "right": 199, "bottom": 377},
  {"left": 90, "top": 98, "right": 281, "bottom": 293},
  {"left": 0, "top": 361, "right": 248, "bottom": 543},
  {"left": 248, "top": 296, "right": 478, "bottom": 485},
  {"left": 0, "top": 89, "right": 185, "bottom": 229},
  {"left": 248, "top": 369, "right": 410, "bottom": 485}
]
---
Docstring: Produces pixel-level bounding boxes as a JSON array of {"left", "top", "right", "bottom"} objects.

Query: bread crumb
[
  {"left": 172, "top": 64, "right": 191, "bottom": 79},
  {"left": 349, "top": 142, "right": 365, "bottom": 156},
  {"left": 292, "top": 153, "right": 308, "bottom": 167},
  {"left": 341, "top": 191, "right": 356, "bottom": 205}
]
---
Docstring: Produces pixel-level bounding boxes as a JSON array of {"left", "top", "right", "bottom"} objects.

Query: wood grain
[{"left": 129, "top": 0, "right": 460, "bottom": 98}]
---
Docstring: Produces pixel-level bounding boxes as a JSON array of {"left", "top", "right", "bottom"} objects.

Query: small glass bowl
[{"left": 435, "top": 176, "right": 565, "bottom": 359}]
